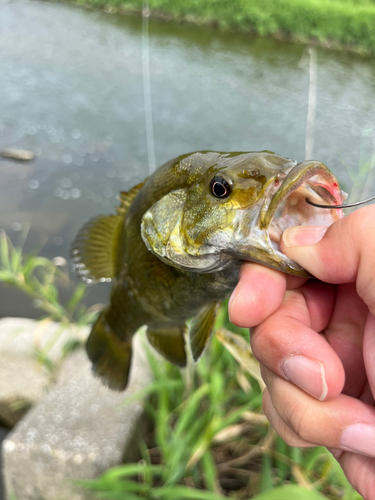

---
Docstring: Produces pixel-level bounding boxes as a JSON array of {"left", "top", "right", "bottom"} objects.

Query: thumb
[{"left": 280, "top": 205, "right": 375, "bottom": 312}]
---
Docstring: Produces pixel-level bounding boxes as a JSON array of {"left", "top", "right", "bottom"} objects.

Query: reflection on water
[{"left": 0, "top": 0, "right": 375, "bottom": 317}]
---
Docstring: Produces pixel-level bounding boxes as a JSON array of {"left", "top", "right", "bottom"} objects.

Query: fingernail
[
  {"left": 282, "top": 355, "right": 328, "bottom": 401},
  {"left": 340, "top": 424, "right": 375, "bottom": 457},
  {"left": 282, "top": 226, "right": 327, "bottom": 248},
  {"left": 228, "top": 287, "right": 238, "bottom": 322}
]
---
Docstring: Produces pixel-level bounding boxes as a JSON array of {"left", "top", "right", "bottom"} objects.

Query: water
[{"left": 1, "top": 0, "right": 375, "bottom": 317}]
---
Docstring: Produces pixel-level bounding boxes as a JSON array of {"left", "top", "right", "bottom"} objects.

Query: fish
[{"left": 72, "top": 150, "right": 345, "bottom": 391}]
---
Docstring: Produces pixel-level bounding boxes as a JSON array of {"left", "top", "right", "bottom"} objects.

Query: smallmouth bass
[{"left": 72, "top": 151, "right": 344, "bottom": 390}]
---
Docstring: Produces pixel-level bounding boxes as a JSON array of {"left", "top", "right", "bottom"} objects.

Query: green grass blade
[
  {"left": 326, "top": 452, "right": 362, "bottom": 499},
  {"left": 174, "top": 383, "right": 210, "bottom": 437},
  {"left": 100, "top": 463, "right": 163, "bottom": 480},
  {"left": 152, "top": 484, "right": 228, "bottom": 500},
  {"left": 65, "top": 282, "right": 87, "bottom": 312},
  {"left": 261, "top": 453, "right": 273, "bottom": 492},
  {"left": 0, "top": 232, "right": 10, "bottom": 270},
  {"left": 252, "top": 484, "right": 329, "bottom": 500},
  {"left": 201, "top": 450, "right": 218, "bottom": 492},
  {"left": 274, "top": 436, "right": 290, "bottom": 482}
]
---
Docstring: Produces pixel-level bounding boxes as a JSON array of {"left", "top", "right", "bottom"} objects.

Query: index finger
[{"left": 229, "top": 262, "right": 307, "bottom": 328}]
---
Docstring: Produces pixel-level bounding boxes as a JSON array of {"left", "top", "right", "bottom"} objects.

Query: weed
[{"left": 80, "top": 308, "right": 360, "bottom": 499}]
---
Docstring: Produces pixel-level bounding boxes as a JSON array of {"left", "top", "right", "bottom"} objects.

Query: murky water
[{"left": 1, "top": 0, "right": 375, "bottom": 317}]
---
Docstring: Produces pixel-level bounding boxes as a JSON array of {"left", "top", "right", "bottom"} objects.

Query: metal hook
[{"left": 305, "top": 195, "right": 375, "bottom": 209}]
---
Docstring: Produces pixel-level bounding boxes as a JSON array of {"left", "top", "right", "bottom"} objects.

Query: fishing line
[
  {"left": 305, "top": 195, "right": 375, "bottom": 209},
  {"left": 142, "top": 0, "right": 156, "bottom": 175}
]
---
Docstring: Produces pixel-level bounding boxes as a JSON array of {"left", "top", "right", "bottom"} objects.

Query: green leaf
[
  {"left": 151, "top": 484, "right": 228, "bottom": 500},
  {"left": 10, "top": 247, "right": 21, "bottom": 273},
  {"left": 0, "top": 270, "right": 15, "bottom": 282},
  {"left": 201, "top": 450, "right": 218, "bottom": 492},
  {"left": 274, "top": 436, "right": 290, "bottom": 481},
  {"left": 122, "top": 379, "right": 182, "bottom": 407},
  {"left": 261, "top": 453, "right": 273, "bottom": 492},
  {"left": 291, "top": 446, "right": 302, "bottom": 465},
  {"left": 101, "top": 463, "right": 163, "bottom": 480},
  {"left": 326, "top": 453, "right": 362, "bottom": 499},
  {"left": 23, "top": 256, "right": 55, "bottom": 279},
  {"left": 62, "top": 338, "right": 83, "bottom": 357},
  {"left": 46, "top": 282, "right": 59, "bottom": 304},
  {"left": 91, "top": 494, "right": 140, "bottom": 500},
  {"left": 299, "top": 446, "right": 327, "bottom": 470},
  {"left": 252, "top": 484, "right": 328, "bottom": 500},
  {"left": 65, "top": 283, "right": 87, "bottom": 312},
  {"left": 0, "top": 232, "right": 10, "bottom": 270},
  {"left": 174, "top": 384, "right": 210, "bottom": 437}
]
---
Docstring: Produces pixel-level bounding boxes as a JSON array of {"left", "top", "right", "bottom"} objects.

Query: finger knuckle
[{"left": 284, "top": 401, "right": 312, "bottom": 442}]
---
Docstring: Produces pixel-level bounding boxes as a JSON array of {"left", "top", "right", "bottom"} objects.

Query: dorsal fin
[
  {"left": 116, "top": 180, "right": 146, "bottom": 215},
  {"left": 72, "top": 214, "right": 122, "bottom": 283},
  {"left": 189, "top": 302, "right": 221, "bottom": 361}
]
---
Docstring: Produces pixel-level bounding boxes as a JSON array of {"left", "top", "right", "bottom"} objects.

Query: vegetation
[
  {"left": 0, "top": 230, "right": 97, "bottom": 371},
  {"left": 71, "top": 0, "right": 375, "bottom": 54},
  {"left": 80, "top": 310, "right": 362, "bottom": 499},
  {"left": 0, "top": 233, "right": 361, "bottom": 498}
]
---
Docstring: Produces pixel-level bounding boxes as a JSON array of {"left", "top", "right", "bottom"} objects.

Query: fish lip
[
  {"left": 243, "top": 160, "right": 345, "bottom": 276},
  {"left": 229, "top": 160, "right": 343, "bottom": 277},
  {"left": 260, "top": 160, "right": 345, "bottom": 230}
]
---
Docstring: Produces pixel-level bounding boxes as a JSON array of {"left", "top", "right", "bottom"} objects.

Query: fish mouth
[{"left": 258, "top": 160, "right": 345, "bottom": 274}]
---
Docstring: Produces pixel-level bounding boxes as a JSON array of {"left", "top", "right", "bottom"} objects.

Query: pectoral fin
[
  {"left": 189, "top": 302, "right": 221, "bottom": 361},
  {"left": 146, "top": 325, "right": 187, "bottom": 367},
  {"left": 72, "top": 214, "right": 122, "bottom": 282}
]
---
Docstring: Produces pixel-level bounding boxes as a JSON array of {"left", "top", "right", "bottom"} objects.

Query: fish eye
[{"left": 210, "top": 176, "right": 231, "bottom": 198}]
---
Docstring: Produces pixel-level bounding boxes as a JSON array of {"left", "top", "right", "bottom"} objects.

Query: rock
[
  {"left": 0, "top": 427, "right": 9, "bottom": 500},
  {"left": 3, "top": 330, "right": 152, "bottom": 500},
  {"left": 0, "top": 149, "right": 35, "bottom": 161},
  {"left": 0, "top": 318, "right": 87, "bottom": 427}
]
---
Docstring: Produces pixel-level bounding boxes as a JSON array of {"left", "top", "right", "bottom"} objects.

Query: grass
[
  {"left": 0, "top": 229, "right": 97, "bottom": 327},
  {"left": 0, "top": 230, "right": 97, "bottom": 373},
  {"left": 69, "top": 0, "right": 375, "bottom": 54},
  {"left": 80, "top": 308, "right": 362, "bottom": 499},
  {"left": 0, "top": 233, "right": 362, "bottom": 498}
]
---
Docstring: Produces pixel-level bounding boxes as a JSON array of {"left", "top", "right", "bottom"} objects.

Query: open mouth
[{"left": 261, "top": 161, "right": 345, "bottom": 252}]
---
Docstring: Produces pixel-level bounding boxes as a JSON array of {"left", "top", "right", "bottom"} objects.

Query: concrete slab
[
  {"left": 3, "top": 330, "right": 152, "bottom": 500},
  {"left": 0, "top": 317, "right": 88, "bottom": 427}
]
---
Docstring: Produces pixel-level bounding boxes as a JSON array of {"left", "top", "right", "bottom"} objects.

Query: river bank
[{"left": 69, "top": 0, "right": 375, "bottom": 55}]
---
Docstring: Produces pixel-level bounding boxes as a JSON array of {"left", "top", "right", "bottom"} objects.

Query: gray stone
[
  {"left": 3, "top": 330, "right": 153, "bottom": 500},
  {"left": 0, "top": 149, "right": 35, "bottom": 161},
  {"left": 0, "top": 318, "right": 88, "bottom": 427}
]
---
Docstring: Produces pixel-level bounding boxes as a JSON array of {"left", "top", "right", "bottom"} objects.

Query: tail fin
[{"left": 86, "top": 313, "right": 132, "bottom": 391}]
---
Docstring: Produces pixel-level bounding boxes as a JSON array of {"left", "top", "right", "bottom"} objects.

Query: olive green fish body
[{"left": 73, "top": 151, "right": 344, "bottom": 390}]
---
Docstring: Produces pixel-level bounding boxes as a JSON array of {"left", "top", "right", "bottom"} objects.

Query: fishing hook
[{"left": 305, "top": 195, "right": 375, "bottom": 209}]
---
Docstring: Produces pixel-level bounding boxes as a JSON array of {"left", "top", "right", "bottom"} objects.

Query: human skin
[{"left": 228, "top": 205, "right": 375, "bottom": 499}]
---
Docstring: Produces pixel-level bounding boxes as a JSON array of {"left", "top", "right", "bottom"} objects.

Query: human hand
[{"left": 229, "top": 205, "right": 375, "bottom": 499}]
